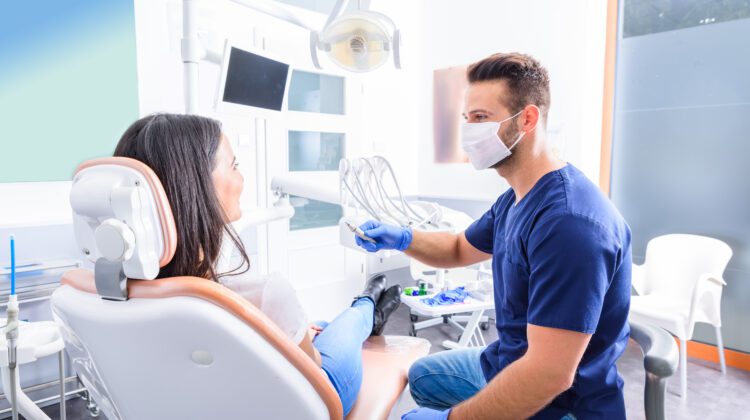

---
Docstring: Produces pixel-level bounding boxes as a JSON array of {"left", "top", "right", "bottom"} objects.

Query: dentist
[{"left": 356, "top": 53, "right": 632, "bottom": 419}]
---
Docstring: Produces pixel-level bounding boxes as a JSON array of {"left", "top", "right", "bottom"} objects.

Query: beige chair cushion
[{"left": 348, "top": 336, "right": 431, "bottom": 420}]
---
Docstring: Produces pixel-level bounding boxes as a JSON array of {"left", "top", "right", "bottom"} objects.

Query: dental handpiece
[{"left": 345, "top": 221, "right": 376, "bottom": 243}]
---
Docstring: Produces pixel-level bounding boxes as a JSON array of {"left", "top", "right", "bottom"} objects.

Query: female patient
[{"left": 113, "top": 113, "right": 401, "bottom": 415}]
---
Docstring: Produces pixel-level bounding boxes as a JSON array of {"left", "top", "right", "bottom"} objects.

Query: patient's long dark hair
[{"left": 114, "top": 113, "right": 250, "bottom": 281}]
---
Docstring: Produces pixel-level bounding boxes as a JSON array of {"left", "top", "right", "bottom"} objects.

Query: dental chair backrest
[{"left": 52, "top": 157, "right": 343, "bottom": 419}]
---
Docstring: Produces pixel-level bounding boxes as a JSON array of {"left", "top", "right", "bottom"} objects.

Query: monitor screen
[{"left": 222, "top": 47, "right": 290, "bottom": 111}]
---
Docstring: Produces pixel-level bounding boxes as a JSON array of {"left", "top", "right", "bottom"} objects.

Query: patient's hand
[
  {"left": 309, "top": 324, "right": 324, "bottom": 337},
  {"left": 299, "top": 327, "right": 323, "bottom": 367}
]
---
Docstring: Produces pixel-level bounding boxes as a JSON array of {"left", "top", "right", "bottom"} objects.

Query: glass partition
[
  {"left": 610, "top": 0, "right": 750, "bottom": 351},
  {"left": 288, "top": 131, "right": 345, "bottom": 171},
  {"left": 288, "top": 70, "right": 345, "bottom": 115},
  {"left": 289, "top": 195, "right": 343, "bottom": 231}
]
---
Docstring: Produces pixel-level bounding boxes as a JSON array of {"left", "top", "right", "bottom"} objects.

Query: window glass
[
  {"left": 611, "top": 1, "right": 750, "bottom": 350},
  {"left": 288, "top": 131, "right": 345, "bottom": 171},
  {"left": 623, "top": 0, "right": 750, "bottom": 37},
  {"left": 288, "top": 70, "right": 345, "bottom": 115},
  {"left": 289, "top": 195, "right": 343, "bottom": 231}
]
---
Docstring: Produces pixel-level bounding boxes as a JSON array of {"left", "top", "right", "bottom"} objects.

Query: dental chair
[{"left": 51, "top": 157, "right": 430, "bottom": 419}]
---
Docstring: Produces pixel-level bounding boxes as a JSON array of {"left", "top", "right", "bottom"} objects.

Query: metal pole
[
  {"left": 59, "top": 351, "right": 66, "bottom": 420},
  {"left": 9, "top": 349, "right": 18, "bottom": 420},
  {"left": 6, "top": 295, "right": 20, "bottom": 420},
  {"left": 182, "top": 0, "right": 200, "bottom": 114}
]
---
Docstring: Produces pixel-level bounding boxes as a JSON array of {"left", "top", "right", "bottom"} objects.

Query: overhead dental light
[{"left": 311, "top": 8, "right": 401, "bottom": 72}]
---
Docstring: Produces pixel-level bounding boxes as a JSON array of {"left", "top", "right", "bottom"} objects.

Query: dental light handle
[{"left": 6, "top": 294, "right": 19, "bottom": 420}]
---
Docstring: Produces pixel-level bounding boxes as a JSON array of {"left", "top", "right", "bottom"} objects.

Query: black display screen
[{"left": 222, "top": 47, "right": 289, "bottom": 111}]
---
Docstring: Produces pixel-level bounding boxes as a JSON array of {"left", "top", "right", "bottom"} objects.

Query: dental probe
[{"left": 345, "top": 221, "right": 377, "bottom": 243}]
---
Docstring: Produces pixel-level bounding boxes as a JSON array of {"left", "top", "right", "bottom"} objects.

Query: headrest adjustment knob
[{"left": 95, "top": 219, "right": 136, "bottom": 262}]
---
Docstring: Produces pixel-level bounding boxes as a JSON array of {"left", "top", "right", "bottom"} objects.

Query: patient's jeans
[
  {"left": 313, "top": 298, "right": 374, "bottom": 416},
  {"left": 408, "top": 347, "right": 487, "bottom": 410}
]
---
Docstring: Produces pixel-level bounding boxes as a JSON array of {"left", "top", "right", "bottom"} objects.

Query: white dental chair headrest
[{"left": 70, "top": 157, "right": 177, "bottom": 280}]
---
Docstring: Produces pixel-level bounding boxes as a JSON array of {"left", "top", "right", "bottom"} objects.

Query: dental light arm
[
  {"left": 233, "top": 173, "right": 340, "bottom": 229},
  {"left": 237, "top": 197, "right": 295, "bottom": 228},
  {"left": 229, "top": 0, "right": 324, "bottom": 31},
  {"left": 271, "top": 173, "right": 341, "bottom": 206}
]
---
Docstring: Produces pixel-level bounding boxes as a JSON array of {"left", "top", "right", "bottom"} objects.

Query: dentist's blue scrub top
[{"left": 464, "top": 164, "right": 631, "bottom": 419}]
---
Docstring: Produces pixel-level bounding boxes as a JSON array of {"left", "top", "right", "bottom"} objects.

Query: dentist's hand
[
  {"left": 355, "top": 220, "right": 413, "bottom": 252},
  {"left": 401, "top": 407, "right": 450, "bottom": 420}
]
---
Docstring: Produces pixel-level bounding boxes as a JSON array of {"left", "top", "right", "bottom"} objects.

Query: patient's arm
[{"left": 299, "top": 328, "right": 322, "bottom": 367}]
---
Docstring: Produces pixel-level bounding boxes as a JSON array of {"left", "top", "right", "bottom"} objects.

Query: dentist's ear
[{"left": 521, "top": 105, "right": 541, "bottom": 133}]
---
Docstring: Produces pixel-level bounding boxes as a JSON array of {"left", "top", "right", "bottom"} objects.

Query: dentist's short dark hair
[
  {"left": 113, "top": 113, "right": 250, "bottom": 281},
  {"left": 467, "top": 52, "right": 551, "bottom": 119}
]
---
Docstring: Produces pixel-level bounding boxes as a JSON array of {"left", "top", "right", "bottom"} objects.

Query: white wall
[
  {"left": 354, "top": 0, "right": 422, "bottom": 196},
  {"left": 1, "top": 0, "right": 606, "bottom": 225},
  {"left": 413, "top": 0, "right": 608, "bottom": 201}
]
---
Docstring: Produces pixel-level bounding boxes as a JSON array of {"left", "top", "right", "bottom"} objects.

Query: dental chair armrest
[{"left": 629, "top": 320, "right": 679, "bottom": 378}]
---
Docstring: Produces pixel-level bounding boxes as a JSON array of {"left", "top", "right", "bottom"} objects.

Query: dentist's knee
[{"left": 408, "top": 357, "right": 439, "bottom": 408}]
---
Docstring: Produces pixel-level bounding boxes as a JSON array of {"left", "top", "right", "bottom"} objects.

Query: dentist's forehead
[{"left": 463, "top": 80, "right": 511, "bottom": 114}]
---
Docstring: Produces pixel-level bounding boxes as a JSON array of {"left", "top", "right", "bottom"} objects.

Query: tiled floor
[{"left": 36, "top": 268, "right": 750, "bottom": 420}]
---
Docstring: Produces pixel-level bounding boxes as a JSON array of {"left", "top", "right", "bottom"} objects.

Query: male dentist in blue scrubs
[{"left": 355, "top": 52, "right": 632, "bottom": 419}]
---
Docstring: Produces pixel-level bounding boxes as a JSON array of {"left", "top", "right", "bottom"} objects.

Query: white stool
[{"left": 0, "top": 320, "right": 66, "bottom": 420}]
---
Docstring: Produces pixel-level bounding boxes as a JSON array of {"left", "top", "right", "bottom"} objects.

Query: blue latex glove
[
  {"left": 401, "top": 407, "right": 450, "bottom": 420},
  {"left": 421, "top": 287, "right": 469, "bottom": 306},
  {"left": 355, "top": 220, "right": 413, "bottom": 252}
]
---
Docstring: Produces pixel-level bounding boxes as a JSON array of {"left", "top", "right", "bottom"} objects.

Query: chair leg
[
  {"left": 715, "top": 326, "right": 727, "bottom": 374},
  {"left": 679, "top": 339, "right": 688, "bottom": 402}
]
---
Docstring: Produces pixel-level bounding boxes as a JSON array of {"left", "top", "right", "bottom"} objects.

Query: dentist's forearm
[
  {"left": 449, "top": 355, "right": 570, "bottom": 420},
  {"left": 404, "top": 230, "right": 463, "bottom": 268}
]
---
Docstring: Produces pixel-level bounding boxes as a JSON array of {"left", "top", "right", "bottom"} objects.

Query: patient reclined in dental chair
[{"left": 51, "top": 157, "right": 430, "bottom": 419}]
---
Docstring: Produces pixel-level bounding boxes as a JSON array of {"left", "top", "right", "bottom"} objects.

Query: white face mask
[{"left": 461, "top": 110, "right": 525, "bottom": 170}]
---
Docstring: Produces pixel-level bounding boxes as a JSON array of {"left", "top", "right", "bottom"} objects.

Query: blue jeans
[
  {"left": 408, "top": 347, "right": 578, "bottom": 420},
  {"left": 408, "top": 347, "right": 487, "bottom": 410},
  {"left": 313, "top": 298, "right": 373, "bottom": 416}
]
